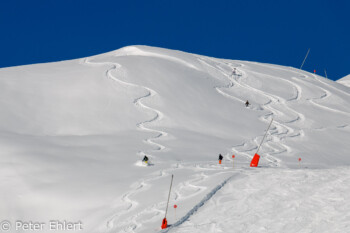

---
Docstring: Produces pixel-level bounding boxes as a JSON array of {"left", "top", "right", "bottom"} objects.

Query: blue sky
[{"left": 0, "top": 0, "right": 349, "bottom": 80}]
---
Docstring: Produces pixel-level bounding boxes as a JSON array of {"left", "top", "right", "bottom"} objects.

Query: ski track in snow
[
  {"left": 104, "top": 162, "right": 235, "bottom": 233},
  {"left": 96, "top": 52, "right": 298, "bottom": 232},
  {"left": 85, "top": 56, "right": 168, "bottom": 154},
  {"left": 161, "top": 57, "right": 350, "bottom": 232},
  {"left": 85, "top": 53, "right": 349, "bottom": 233},
  {"left": 229, "top": 65, "right": 305, "bottom": 167},
  {"left": 85, "top": 56, "right": 173, "bottom": 232},
  {"left": 252, "top": 62, "right": 350, "bottom": 116},
  {"left": 196, "top": 56, "right": 307, "bottom": 168},
  {"left": 305, "top": 77, "right": 350, "bottom": 116},
  {"left": 125, "top": 56, "right": 309, "bottom": 232},
  {"left": 160, "top": 172, "right": 236, "bottom": 233},
  {"left": 85, "top": 54, "right": 241, "bottom": 233}
]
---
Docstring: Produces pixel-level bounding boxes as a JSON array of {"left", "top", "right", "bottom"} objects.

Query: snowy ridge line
[
  {"left": 116, "top": 46, "right": 199, "bottom": 71},
  {"left": 160, "top": 173, "right": 235, "bottom": 233}
]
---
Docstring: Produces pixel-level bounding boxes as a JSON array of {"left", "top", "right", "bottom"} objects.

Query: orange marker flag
[{"left": 250, "top": 153, "right": 260, "bottom": 167}]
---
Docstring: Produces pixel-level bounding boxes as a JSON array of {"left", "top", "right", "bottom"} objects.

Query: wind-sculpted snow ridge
[{"left": 115, "top": 46, "right": 199, "bottom": 71}]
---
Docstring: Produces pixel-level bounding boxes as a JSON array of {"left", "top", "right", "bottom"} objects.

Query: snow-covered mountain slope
[
  {"left": 338, "top": 74, "right": 350, "bottom": 87},
  {"left": 0, "top": 46, "right": 349, "bottom": 233}
]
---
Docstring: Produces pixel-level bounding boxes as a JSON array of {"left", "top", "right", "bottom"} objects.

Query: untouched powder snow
[{"left": 0, "top": 45, "right": 349, "bottom": 233}]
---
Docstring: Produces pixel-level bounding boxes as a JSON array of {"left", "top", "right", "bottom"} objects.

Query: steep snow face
[
  {"left": 0, "top": 46, "right": 349, "bottom": 233},
  {"left": 338, "top": 74, "right": 350, "bottom": 87}
]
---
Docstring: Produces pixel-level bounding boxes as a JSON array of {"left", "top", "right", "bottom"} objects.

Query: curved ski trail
[
  {"left": 86, "top": 55, "right": 236, "bottom": 233},
  {"left": 84, "top": 53, "right": 345, "bottom": 233},
  {"left": 160, "top": 172, "right": 236, "bottom": 233},
  {"left": 197, "top": 56, "right": 306, "bottom": 168},
  {"left": 85, "top": 56, "right": 170, "bottom": 232},
  {"left": 85, "top": 57, "right": 168, "bottom": 155},
  {"left": 255, "top": 62, "right": 350, "bottom": 116}
]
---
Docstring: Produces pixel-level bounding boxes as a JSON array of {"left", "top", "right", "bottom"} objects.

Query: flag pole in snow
[
  {"left": 300, "top": 48, "right": 310, "bottom": 70},
  {"left": 250, "top": 118, "right": 274, "bottom": 167},
  {"left": 161, "top": 174, "right": 174, "bottom": 229},
  {"left": 174, "top": 204, "right": 177, "bottom": 220}
]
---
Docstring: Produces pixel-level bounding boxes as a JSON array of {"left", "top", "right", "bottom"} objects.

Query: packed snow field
[{"left": 0, "top": 46, "right": 349, "bottom": 233}]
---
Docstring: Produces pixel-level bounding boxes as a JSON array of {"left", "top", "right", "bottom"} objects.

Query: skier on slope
[
  {"left": 142, "top": 155, "right": 149, "bottom": 165},
  {"left": 245, "top": 100, "right": 250, "bottom": 107},
  {"left": 218, "top": 154, "right": 223, "bottom": 164},
  {"left": 232, "top": 68, "right": 237, "bottom": 76}
]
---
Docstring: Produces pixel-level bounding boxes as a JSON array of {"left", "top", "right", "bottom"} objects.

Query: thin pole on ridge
[
  {"left": 324, "top": 69, "right": 328, "bottom": 79},
  {"left": 300, "top": 48, "right": 310, "bottom": 70},
  {"left": 164, "top": 174, "right": 174, "bottom": 218},
  {"left": 255, "top": 118, "right": 274, "bottom": 155}
]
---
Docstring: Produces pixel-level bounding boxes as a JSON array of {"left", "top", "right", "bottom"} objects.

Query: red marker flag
[
  {"left": 250, "top": 153, "right": 260, "bottom": 167},
  {"left": 161, "top": 218, "right": 167, "bottom": 229}
]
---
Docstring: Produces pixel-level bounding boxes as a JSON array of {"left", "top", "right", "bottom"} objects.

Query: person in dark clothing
[
  {"left": 142, "top": 155, "right": 149, "bottom": 164},
  {"left": 245, "top": 100, "right": 250, "bottom": 107},
  {"left": 218, "top": 154, "right": 223, "bottom": 164},
  {"left": 232, "top": 68, "right": 236, "bottom": 76}
]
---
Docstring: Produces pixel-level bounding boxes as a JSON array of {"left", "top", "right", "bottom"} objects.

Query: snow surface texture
[
  {"left": 338, "top": 74, "right": 350, "bottom": 88},
  {"left": 0, "top": 45, "right": 349, "bottom": 233}
]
